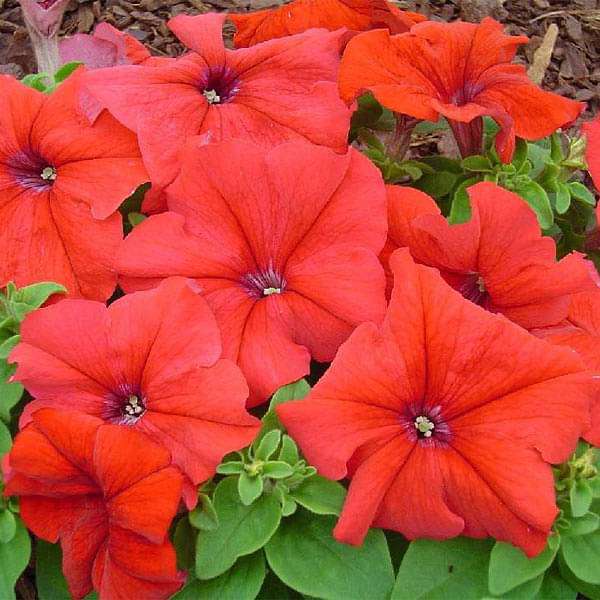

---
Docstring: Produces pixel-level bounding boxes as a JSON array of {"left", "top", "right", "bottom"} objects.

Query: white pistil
[
  {"left": 263, "top": 287, "right": 281, "bottom": 296},
  {"left": 414, "top": 415, "right": 435, "bottom": 438},
  {"left": 203, "top": 89, "right": 221, "bottom": 104},
  {"left": 124, "top": 395, "right": 144, "bottom": 416},
  {"left": 40, "top": 166, "right": 57, "bottom": 181}
]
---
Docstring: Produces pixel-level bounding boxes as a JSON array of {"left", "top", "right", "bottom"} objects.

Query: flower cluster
[{"left": 1, "top": 3, "right": 600, "bottom": 600}]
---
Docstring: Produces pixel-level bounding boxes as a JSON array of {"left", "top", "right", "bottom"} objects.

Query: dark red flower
[
  {"left": 533, "top": 290, "right": 600, "bottom": 446},
  {"left": 0, "top": 70, "right": 147, "bottom": 300},
  {"left": 229, "top": 0, "right": 425, "bottom": 48},
  {"left": 83, "top": 13, "right": 352, "bottom": 211},
  {"left": 9, "top": 277, "right": 259, "bottom": 506},
  {"left": 339, "top": 18, "right": 584, "bottom": 162},
  {"left": 278, "top": 249, "right": 593, "bottom": 556},
  {"left": 115, "top": 140, "right": 387, "bottom": 406},
  {"left": 382, "top": 182, "right": 595, "bottom": 329},
  {"left": 4, "top": 409, "right": 184, "bottom": 600}
]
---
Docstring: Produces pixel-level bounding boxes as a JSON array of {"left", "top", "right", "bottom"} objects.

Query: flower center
[
  {"left": 103, "top": 384, "right": 147, "bottom": 425},
  {"left": 456, "top": 273, "right": 489, "bottom": 307},
  {"left": 243, "top": 267, "right": 286, "bottom": 299},
  {"left": 414, "top": 415, "right": 435, "bottom": 438},
  {"left": 402, "top": 405, "right": 450, "bottom": 444},
  {"left": 7, "top": 151, "right": 56, "bottom": 191},
  {"left": 200, "top": 66, "right": 240, "bottom": 104}
]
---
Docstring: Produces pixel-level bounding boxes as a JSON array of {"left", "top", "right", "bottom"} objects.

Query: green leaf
[
  {"left": 558, "top": 552, "right": 600, "bottom": 600},
  {"left": 176, "top": 553, "right": 266, "bottom": 600},
  {"left": 278, "top": 435, "right": 299, "bottom": 465},
  {"left": 238, "top": 472, "right": 264, "bottom": 506},
  {"left": 254, "top": 430, "right": 281, "bottom": 461},
  {"left": 570, "top": 480, "right": 593, "bottom": 517},
  {"left": 553, "top": 182, "right": 571, "bottom": 215},
  {"left": 21, "top": 72, "right": 52, "bottom": 92},
  {"left": 560, "top": 529, "right": 600, "bottom": 583},
  {"left": 569, "top": 182, "right": 596, "bottom": 206},
  {"left": 490, "top": 573, "right": 543, "bottom": 599},
  {"left": 392, "top": 537, "right": 493, "bottom": 600},
  {"left": 261, "top": 379, "right": 310, "bottom": 435},
  {"left": 0, "top": 335, "right": 19, "bottom": 360},
  {"left": 449, "top": 177, "right": 479, "bottom": 224},
  {"left": 262, "top": 461, "right": 294, "bottom": 479},
  {"left": 512, "top": 139, "right": 529, "bottom": 170},
  {"left": 0, "top": 379, "right": 23, "bottom": 423},
  {"left": 189, "top": 494, "right": 219, "bottom": 532},
  {"left": 0, "top": 517, "right": 31, "bottom": 600},
  {"left": 257, "top": 569, "right": 303, "bottom": 599},
  {"left": 415, "top": 171, "right": 459, "bottom": 200},
  {"left": 0, "top": 420, "right": 11, "bottom": 456},
  {"left": 173, "top": 516, "right": 196, "bottom": 571},
  {"left": 512, "top": 180, "right": 554, "bottom": 229},
  {"left": 217, "top": 461, "right": 245, "bottom": 475},
  {"left": 127, "top": 212, "right": 147, "bottom": 227},
  {"left": 488, "top": 536, "right": 559, "bottom": 595},
  {"left": 564, "top": 512, "right": 599, "bottom": 537},
  {"left": 196, "top": 477, "right": 281, "bottom": 579},
  {"left": 461, "top": 155, "right": 493, "bottom": 172},
  {"left": 289, "top": 475, "right": 346, "bottom": 516},
  {"left": 534, "top": 568, "right": 576, "bottom": 600},
  {"left": 12, "top": 282, "right": 66, "bottom": 310},
  {"left": 0, "top": 511, "right": 16, "bottom": 544},
  {"left": 35, "top": 540, "right": 71, "bottom": 600},
  {"left": 53, "top": 62, "right": 82, "bottom": 84},
  {"left": 265, "top": 509, "right": 394, "bottom": 600}
]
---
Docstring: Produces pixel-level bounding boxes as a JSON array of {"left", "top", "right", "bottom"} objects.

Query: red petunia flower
[
  {"left": 4, "top": 409, "right": 184, "bottom": 600},
  {"left": 9, "top": 277, "right": 260, "bottom": 506},
  {"left": 339, "top": 18, "right": 584, "bottom": 162},
  {"left": 229, "top": 0, "right": 425, "bottom": 48},
  {"left": 533, "top": 290, "right": 600, "bottom": 446},
  {"left": 382, "top": 182, "right": 594, "bottom": 329},
  {"left": 83, "top": 13, "right": 352, "bottom": 211},
  {"left": 278, "top": 249, "right": 593, "bottom": 556},
  {"left": 0, "top": 71, "right": 147, "bottom": 300},
  {"left": 59, "top": 22, "right": 157, "bottom": 70},
  {"left": 115, "top": 140, "right": 387, "bottom": 406},
  {"left": 583, "top": 115, "right": 600, "bottom": 191}
]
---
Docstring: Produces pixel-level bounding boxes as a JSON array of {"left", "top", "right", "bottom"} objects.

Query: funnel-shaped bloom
[
  {"left": 19, "top": 0, "right": 69, "bottom": 36},
  {"left": 230, "top": 0, "right": 425, "bottom": 48},
  {"left": 59, "top": 22, "right": 157, "bottom": 69},
  {"left": 534, "top": 290, "right": 600, "bottom": 446},
  {"left": 4, "top": 409, "right": 184, "bottom": 600},
  {"left": 382, "top": 182, "right": 594, "bottom": 329},
  {"left": 9, "top": 277, "right": 260, "bottom": 506},
  {"left": 339, "top": 18, "right": 584, "bottom": 162},
  {"left": 116, "top": 140, "right": 387, "bottom": 406},
  {"left": 583, "top": 115, "right": 600, "bottom": 190},
  {"left": 278, "top": 250, "right": 592, "bottom": 556},
  {"left": 0, "top": 71, "right": 147, "bottom": 300},
  {"left": 83, "top": 13, "right": 352, "bottom": 206}
]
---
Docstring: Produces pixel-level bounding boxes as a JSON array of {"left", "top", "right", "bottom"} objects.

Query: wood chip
[{"left": 527, "top": 23, "right": 558, "bottom": 85}]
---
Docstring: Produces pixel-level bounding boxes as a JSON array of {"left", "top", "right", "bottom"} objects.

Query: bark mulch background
[{"left": 1, "top": 0, "right": 599, "bottom": 116}]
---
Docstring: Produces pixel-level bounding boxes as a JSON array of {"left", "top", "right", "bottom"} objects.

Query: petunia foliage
[{"left": 2, "top": 2, "right": 600, "bottom": 599}]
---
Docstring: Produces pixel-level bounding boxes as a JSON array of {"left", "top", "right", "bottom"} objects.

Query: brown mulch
[{"left": 0, "top": 0, "right": 599, "bottom": 116}]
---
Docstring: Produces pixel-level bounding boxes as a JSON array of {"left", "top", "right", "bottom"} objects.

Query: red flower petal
[{"left": 278, "top": 249, "right": 592, "bottom": 553}]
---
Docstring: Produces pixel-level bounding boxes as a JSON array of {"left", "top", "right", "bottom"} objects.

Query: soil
[{"left": 1, "top": 0, "right": 599, "bottom": 118}]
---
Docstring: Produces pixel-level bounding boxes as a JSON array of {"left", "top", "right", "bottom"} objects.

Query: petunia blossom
[
  {"left": 59, "top": 22, "right": 156, "bottom": 69},
  {"left": 278, "top": 249, "right": 593, "bottom": 556},
  {"left": 0, "top": 70, "right": 148, "bottom": 301},
  {"left": 83, "top": 12, "right": 352, "bottom": 211},
  {"left": 115, "top": 140, "right": 388, "bottom": 406},
  {"left": 229, "top": 0, "right": 425, "bottom": 48},
  {"left": 381, "top": 182, "right": 594, "bottom": 329},
  {"left": 4, "top": 409, "right": 185, "bottom": 600},
  {"left": 339, "top": 17, "right": 584, "bottom": 162},
  {"left": 533, "top": 290, "right": 600, "bottom": 446},
  {"left": 583, "top": 115, "right": 600, "bottom": 191},
  {"left": 9, "top": 277, "right": 260, "bottom": 506}
]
